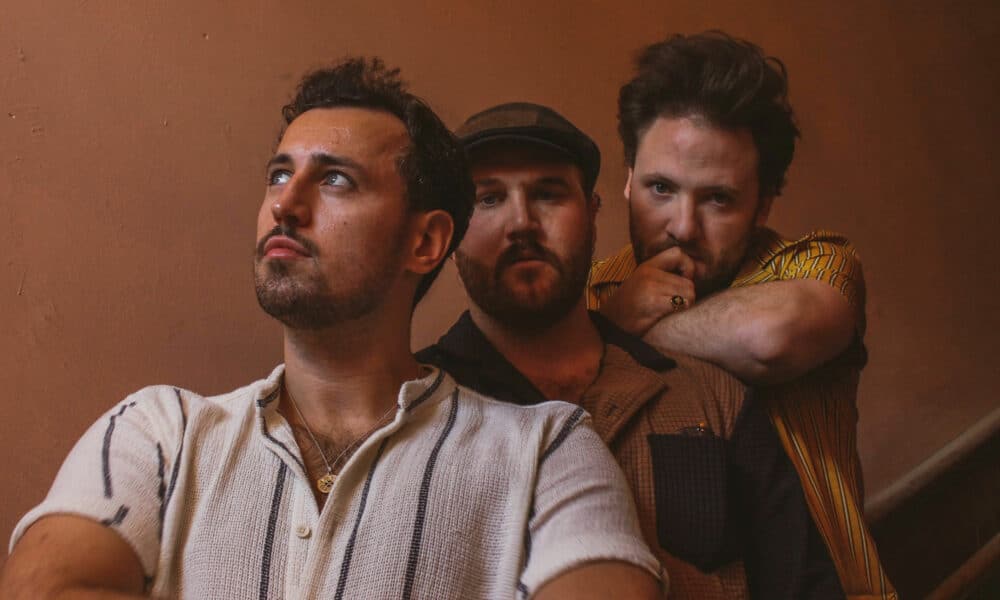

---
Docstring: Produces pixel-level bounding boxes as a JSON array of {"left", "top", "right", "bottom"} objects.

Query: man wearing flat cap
[{"left": 418, "top": 102, "right": 841, "bottom": 598}]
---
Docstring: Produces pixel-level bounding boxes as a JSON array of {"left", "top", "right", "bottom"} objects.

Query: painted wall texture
[{"left": 1, "top": 0, "right": 997, "bottom": 567}]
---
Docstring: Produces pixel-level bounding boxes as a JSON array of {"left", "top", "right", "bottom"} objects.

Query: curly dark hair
[
  {"left": 618, "top": 32, "right": 800, "bottom": 198},
  {"left": 281, "top": 57, "right": 473, "bottom": 305}
]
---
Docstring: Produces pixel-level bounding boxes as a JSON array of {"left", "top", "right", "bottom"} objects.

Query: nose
[
  {"left": 667, "top": 195, "right": 701, "bottom": 243},
  {"left": 270, "top": 176, "right": 313, "bottom": 228},
  {"left": 505, "top": 193, "right": 541, "bottom": 240}
]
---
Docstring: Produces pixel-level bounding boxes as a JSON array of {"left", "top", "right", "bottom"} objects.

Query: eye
[
  {"left": 650, "top": 182, "right": 675, "bottom": 196},
  {"left": 707, "top": 192, "right": 734, "bottom": 206},
  {"left": 324, "top": 171, "right": 352, "bottom": 187},
  {"left": 267, "top": 170, "right": 292, "bottom": 185},
  {"left": 477, "top": 193, "right": 501, "bottom": 208},
  {"left": 535, "top": 187, "right": 567, "bottom": 201}
]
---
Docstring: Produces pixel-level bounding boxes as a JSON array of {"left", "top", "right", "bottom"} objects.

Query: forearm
[
  {"left": 0, "top": 586, "right": 147, "bottom": 600},
  {"left": 0, "top": 562, "right": 147, "bottom": 600},
  {"left": 0, "top": 517, "right": 148, "bottom": 600},
  {"left": 642, "top": 288, "right": 770, "bottom": 380},
  {"left": 642, "top": 280, "right": 855, "bottom": 384},
  {"left": 533, "top": 562, "right": 660, "bottom": 600}
]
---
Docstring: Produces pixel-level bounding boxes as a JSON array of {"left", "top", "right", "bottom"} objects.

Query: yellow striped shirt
[{"left": 588, "top": 228, "right": 897, "bottom": 600}]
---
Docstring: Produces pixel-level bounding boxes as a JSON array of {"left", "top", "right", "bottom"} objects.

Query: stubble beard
[
  {"left": 456, "top": 233, "right": 594, "bottom": 334},
  {"left": 254, "top": 232, "right": 404, "bottom": 330}
]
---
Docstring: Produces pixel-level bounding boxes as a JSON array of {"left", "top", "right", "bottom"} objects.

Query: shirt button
[{"left": 294, "top": 524, "right": 311, "bottom": 539}]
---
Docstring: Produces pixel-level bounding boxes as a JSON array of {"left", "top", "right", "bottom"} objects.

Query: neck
[
  {"left": 470, "top": 299, "right": 604, "bottom": 402},
  {"left": 281, "top": 304, "right": 420, "bottom": 433}
]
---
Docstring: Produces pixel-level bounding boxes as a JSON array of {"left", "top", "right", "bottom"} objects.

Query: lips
[
  {"left": 263, "top": 236, "right": 310, "bottom": 258},
  {"left": 497, "top": 243, "right": 558, "bottom": 273}
]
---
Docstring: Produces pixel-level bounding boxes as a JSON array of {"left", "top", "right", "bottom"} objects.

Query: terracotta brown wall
[{"left": 2, "top": 1, "right": 998, "bottom": 566}]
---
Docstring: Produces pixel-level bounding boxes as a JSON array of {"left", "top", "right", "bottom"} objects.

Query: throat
[
  {"left": 473, "top": 303, "right": 606, "bottom": 402},
  {"left": 526, "top": 358, "right": 603, "bottom": 402}
]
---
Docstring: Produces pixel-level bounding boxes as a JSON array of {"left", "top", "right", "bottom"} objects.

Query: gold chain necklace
[{"left": 284, "top": 380, "right": 396, "bottom": 494}]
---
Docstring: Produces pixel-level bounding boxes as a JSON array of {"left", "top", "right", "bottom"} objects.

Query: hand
[{"left": 600, "top": 247, "right": 696, "bottom": 336}]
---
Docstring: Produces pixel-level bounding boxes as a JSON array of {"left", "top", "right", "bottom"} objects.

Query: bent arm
[
  {"left": 534, "top": 562, "right": 659, "bottom": 600},
  {"left": 0, "top": 515, "right": 147, "bottom": 600},
  {"left": 643, "top": 279, "right": 857, "bottom": 384}
]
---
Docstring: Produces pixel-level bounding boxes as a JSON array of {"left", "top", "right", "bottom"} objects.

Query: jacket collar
[{"left": 424, "top": 310, "right": 675, "bottom": 413}]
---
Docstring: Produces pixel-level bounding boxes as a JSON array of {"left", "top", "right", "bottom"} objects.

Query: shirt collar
[
  {"left": 423, "top": 310, "right": 674, "bottom": 406},
  {"left": 253, "top": 363, "right": 451, "bottom": 414}
]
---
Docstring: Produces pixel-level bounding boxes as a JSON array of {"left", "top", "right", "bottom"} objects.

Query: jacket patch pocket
[{"left": 647, "top": 433, "right": 738, "bottom": 572}]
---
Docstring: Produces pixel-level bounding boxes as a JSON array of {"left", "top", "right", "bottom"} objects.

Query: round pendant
[{"left": 317, "top": 473, "right": 335, "bottom": 494}]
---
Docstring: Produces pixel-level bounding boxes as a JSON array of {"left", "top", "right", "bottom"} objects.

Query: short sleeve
[
  {"left": 781, "top": 233, "right": 864, "bottom": 311},
  {"left": 519, "top": 408, "right": 663, "bottom": 598},
  {"left": 736, "top": 230, "right": 866, "bottom": 334},
  {"left": 8, "top": 387, "right": 185, "bottom": 577}
]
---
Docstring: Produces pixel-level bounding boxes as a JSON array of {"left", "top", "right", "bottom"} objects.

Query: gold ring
[{"left": 670, "top": 295, "right": 687, "bottom": 311}]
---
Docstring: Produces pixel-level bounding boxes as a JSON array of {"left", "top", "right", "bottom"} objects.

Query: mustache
[
  {"left": 255, "top": 225, "right": 320, "bottom": 259},
  {"left": 495, "top": 239, "right": 561, "bottom": 274}
]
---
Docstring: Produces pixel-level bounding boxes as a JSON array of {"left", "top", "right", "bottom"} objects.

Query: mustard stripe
[{"left": 587, "top": 230, "right": 893, "bottom": 595}]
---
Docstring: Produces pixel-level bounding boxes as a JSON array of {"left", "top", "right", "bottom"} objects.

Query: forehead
[
  {"left": 468, "top": 142, "right": 584, "bottom": 186},
  {"left": 277, "top": 107, "right": 409, "bottom": 162},
  {"left": 636, "top": 116, "right": 757, "bottom": 181}
]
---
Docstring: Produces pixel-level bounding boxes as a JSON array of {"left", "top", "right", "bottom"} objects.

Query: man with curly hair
[
  {"left": 1, "top": 58, "right": 661, "bottom": 600},
  {"left": 590, "top": 32, "right": 896, "bottom": 599}
]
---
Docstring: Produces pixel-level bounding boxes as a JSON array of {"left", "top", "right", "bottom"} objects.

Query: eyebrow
[
  {"left": 472, "top": 176, "right": 504, "bottom": 188},
  {"left": 639, "top": 172, "right": 739, "bottom": 195},
  {"left": 702, "top": 184, "right": 740, "bottom": 196},
  {"left": 532, "top": 176, "right": 573, "bottom": 188},
  {"left": 266, "top": 152, "right": 365, "bottom": 173}
]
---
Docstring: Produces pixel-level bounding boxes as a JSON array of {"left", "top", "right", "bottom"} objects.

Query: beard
[
  {"left": 629, "top": 215, "right": 754, "bottom": 299},
  {"left": 254, "top": 225, "right": 403, "bottom": 330},
  {"left": 633, "top": 236, "right": 748, "bottom": 298},
  {"left": 455, "top": 230, "right": 594, "bottom": 333}
]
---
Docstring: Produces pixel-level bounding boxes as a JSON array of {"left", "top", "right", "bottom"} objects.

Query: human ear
[
  {"left": 406, "top": 209, "right": 454, "bottom": 275},
  {"left": 623, "top": 168, "right": 634, "bottom": 199}
]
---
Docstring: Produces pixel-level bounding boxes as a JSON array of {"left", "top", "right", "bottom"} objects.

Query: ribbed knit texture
[{"left": 11, "top": 366, "right": 660, "bottom": 599}]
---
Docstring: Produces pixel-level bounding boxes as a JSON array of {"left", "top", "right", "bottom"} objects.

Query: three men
[
  {"left": 418, "top": 102, "right": 842, "bottom": 598},
  {"left": 1, "top": 59, "right": 660, "bottom": 600},
  {"left": 590, "top": 32, "right": 895, "bottom": 598}
]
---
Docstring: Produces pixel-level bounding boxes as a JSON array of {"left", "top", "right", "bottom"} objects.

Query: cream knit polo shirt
[{"left": 11, "top": 366, "right": 659, "bottom": 599}]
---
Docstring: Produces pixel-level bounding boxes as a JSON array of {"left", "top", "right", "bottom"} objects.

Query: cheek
[
  {"left": 631, "top": 198, "right": 670, "bottom": 238},
  {"left": 702, "top": 219, "right": 749, "bottom": 256},
  {"left": 548, "top": 210, "right": 591, "bottom": 251},
  {"left": 457, "top": 212, "right": 502, "bottom": 258}
]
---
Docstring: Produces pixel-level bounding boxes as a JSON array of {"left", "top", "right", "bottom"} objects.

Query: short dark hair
[
  {"left": 282, "top": 57, "right": 473, "bottom": 304},
  {"left": 618, "top": 32, "right": 800, "bottom": 198}
]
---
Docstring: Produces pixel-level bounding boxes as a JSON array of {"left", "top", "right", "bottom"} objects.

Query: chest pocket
[{"left": 647, "top": 434, "right": 742, "bottom": 571}]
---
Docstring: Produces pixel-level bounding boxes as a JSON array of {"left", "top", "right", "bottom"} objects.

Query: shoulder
[
  {"left": 451, "top": 380, "right": 592, "bottom": 444},
  {"left": 590, "top": 244, "right": 637, "bottom": 281},
  {"left": 588, "top": 245, "right": 637, "bottom": 308},
  {"left": 734, "top": 228, "right": 864, "bottom": 287},
  {"left": 454, "top": 380, "right": 586, "bottom": 423},
  {"left": 748, "top": 227, "right": 861, "bottom": 266},
  {"left": 107, "top": 367, "right": 282, "bottom": 434}
]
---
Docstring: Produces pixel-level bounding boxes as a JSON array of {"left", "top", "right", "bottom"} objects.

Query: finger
[
  {"left": 630, "top": 266, "right": 695, "bottom": 300},
  {"left": 641, "top": 246, "right": 696, "bottom": 279},
  {"left": 671, "top": 251, "right": 696, "bottom": 280}
]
